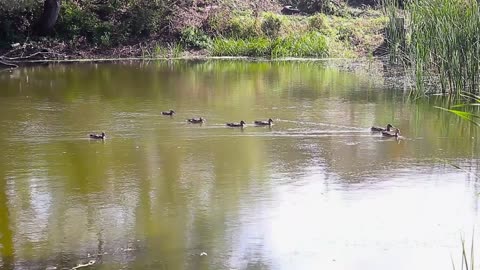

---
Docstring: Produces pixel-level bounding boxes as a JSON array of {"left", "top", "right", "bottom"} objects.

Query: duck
[
  {"left": 187, "top": 117, "right": 205, "bottom": 124},
  {"left": 89, "top": 132, "right": 106, "bottom": 139},
  {"left": 226, "top": 120, "right": 246, "bottom": 128},
  {"left": 382, "top": 128, "right": 401, "bottom": 137},
  {"left": 162, "top": 109, "right": 175, "bottom": 116},
  {"left": 371, "top": 123, "right": 394, "bottom": 132},
  {"left": 254, "top": 118, "right": 274, "bottom": 126}
]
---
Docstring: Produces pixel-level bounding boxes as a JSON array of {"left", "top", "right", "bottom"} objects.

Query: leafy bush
[
  {"left": 180, "top": 27, "right": 211, "bottom": 49},
  {"left": 57, "top": 2, "right": 116, "bottom": 46},
  {"left": 261, "top": 13, "right": 282, "bottom": 37},
  {"left": 204, "top": 7, "right": 232, "bottom": 36},
  {"left": 56, "top": 0, "right": 172, "bottom": 46},
  {"left": 308, "top": 13, "right": 325, "bottom": 31},
  {"left": 121, "top": 1, "right": 167, "bottom": 38},
  {"left": 337, "top": 25, "right": 354, "bottom": 42},
  {"left": 0, "top": 0, "right": 42, "bottom": 46},
  {"left": 0, "top": 0, "right": 174, "bottom": 47},
  {"left": 225, "top": 15, "right": 259, "bottom": 39}
]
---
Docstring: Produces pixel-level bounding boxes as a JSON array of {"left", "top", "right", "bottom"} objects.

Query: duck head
[
  {"left": 386, "top": 124, "right": 393, "bottom": 131},
  {"left": 240, "top": 120, "right": 246, "bottom": 126},
  {"left": 268, "top": 118, "right": 274, "bottom": 124}
]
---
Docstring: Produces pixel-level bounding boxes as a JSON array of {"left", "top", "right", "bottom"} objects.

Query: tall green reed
[
  {"left": 451, "top": 235, "right": 476, "bottom": 270},
  {"left": 382, "top": 0, "right": 407, "bottom": 64},
  {"left": 384, "top": 0, "right": 480, "bottom": 95},
  {"left": 435, "top": 92, "right": 480, "bottom": 126}
]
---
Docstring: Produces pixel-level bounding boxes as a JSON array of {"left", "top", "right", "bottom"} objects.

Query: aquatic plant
[
  {"left": 180, "top": 27, "right": 211, "bottom": 49},
  {"left": 435, "top": 93, "right": 480, "bottom": 127},
  {"left": 381, "top": 0, "right": 407, "bottom": 64},
  {"left": 451, "top": 234, "right": 477, "bottom": 270},
  {"left": 261, "top": 13, "right": 282, "bottom": 38},
  {"left": 384, "top": 0, "right": 480, "bottom": 95}
]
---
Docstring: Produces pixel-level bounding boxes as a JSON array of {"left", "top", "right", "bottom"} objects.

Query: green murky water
[{"left": 0, "top": 60, "right": 479, "bottom": 270}]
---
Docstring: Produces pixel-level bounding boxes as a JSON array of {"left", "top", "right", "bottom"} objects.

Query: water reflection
[{"left": 0, "top": 60, "right": 479, "bottom": 270}]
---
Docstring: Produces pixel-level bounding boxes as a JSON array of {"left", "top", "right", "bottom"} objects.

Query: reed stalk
[{"left": 384, "top": 0, "right": 480, "bottom": 95}]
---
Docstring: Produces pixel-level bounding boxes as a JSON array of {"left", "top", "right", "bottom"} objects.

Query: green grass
[
  {"left": 211, "top": 38, "right": 271, "bottom": 57},
  {"left": 208, "top": 7, "right": 385, "bottom": 59},
  {"left": 271, "top": 31, "right": 329, "bottom": 58},
  {"left": 211, "top": 32, "right": 328, "bottom": 58}
]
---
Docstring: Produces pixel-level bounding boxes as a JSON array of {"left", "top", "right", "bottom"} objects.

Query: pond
[{"left": 0, "top": 60, "right": 479, "bottom": 270}]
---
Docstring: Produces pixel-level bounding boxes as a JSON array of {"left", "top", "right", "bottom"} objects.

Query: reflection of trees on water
[
  {"left": 0, "top": 61, "right": 480, "bottom": 268},
  {"left": 0, "top": 166, "right": 14, "bottom": 269}
]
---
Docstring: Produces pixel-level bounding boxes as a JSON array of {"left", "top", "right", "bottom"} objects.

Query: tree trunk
[{"left": 37, "top": 0, "right": 61, "bottom": 35}]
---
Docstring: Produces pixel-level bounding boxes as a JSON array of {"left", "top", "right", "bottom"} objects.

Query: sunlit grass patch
[
  {"left": 211, "top": 32, "right": 329, "bottom": 58},
  {"left": 271, "top": 31, "right": 329, "bottom": 58}
]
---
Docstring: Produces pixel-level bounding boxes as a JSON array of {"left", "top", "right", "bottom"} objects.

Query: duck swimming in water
[
  {"left": 254, "top": 118, "right": 274, "bottom": 126},
  {"left": 162, "top": 110, "right": 175, "bottom": 116},
  {"left": 187, "top": 117, "right": 205, "bottom": 124},
  {"left": 371, "top": 123, "right": 394, "bottom": 132},
  {"left": 89, "top": 132, "right": 106, "bottom": 139},
  {"left": 226, "top": 120, "right": 246, "bottom": 128},
  {"left": 382, "top": 128, "right": 401, "bottom": 137}
]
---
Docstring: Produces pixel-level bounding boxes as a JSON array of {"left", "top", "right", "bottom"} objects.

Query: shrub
[
  {"left": 337, "top": 25, "right": 355, "bottom": 42},
  {"left": 261, "top": 13, "right": 282, "bottom": 37},
  {"left": 56, "top": 2, "right": 98, "bottom": 40},
  {"left": 0, "top": 0, "right": 42, "bottom": 46},
  {"left": 204, "top": 7, "right": 232, "bottom": 36},
  {"left": 180, "top": 27, "right": 211, "bottom": 49},
  {"left": 121, "top": 1, "right": 166, "bottom": 38},
  {"left": 225, "top": 15, "right": 259, "bottom": 39},
  {"left": 308, "top": 13, "right": 325, "bottom": 31},
  {"left": 56, "top": 1, "right": 114, "bottom": 45}
]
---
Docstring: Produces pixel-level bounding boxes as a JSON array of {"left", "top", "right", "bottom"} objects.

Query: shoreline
[{"left": 1, "top": 55, "right": 389, "bottom": 65}]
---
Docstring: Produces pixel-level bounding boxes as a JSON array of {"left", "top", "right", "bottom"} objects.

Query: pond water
[{"left": 0, "top": 60, "right": 479, "bottom": 270}]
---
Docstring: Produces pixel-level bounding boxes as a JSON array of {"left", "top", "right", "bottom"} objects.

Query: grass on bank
[
  {"left": 209, "top": 10, "right": 386, "bottom": 58},
  {"left": 0, "top": 1, "right": 387, "bottom": 59},
  {"left": 211, "top": 32, "right": 328, "bottom": 58}
]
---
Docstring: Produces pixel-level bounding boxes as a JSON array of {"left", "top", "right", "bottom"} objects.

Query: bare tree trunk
[{"left": 37, "top": 0, "right": 61, "bottom": 35}]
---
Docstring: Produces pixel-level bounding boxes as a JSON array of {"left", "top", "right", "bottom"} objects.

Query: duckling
[
  {"left": 382, "top": 128, "right": 401, "bottom": 137},
  {"left": 187, "top": 117, "right": 205, "bottom": 124},
  {"left": 226, "top": 120, "right": 246, "bottom": 128},
  {"left": 89, "top": 132, "right": 106, "bottom": 140},
  {"left": 371, "top": 123, "right": 394, "bottom": 132},
  {"left": 254, "top": 118, "right": 274, "bottom": 126},
  {"left": 162, "top": 110, "right": 175, "bottom": 116}
]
